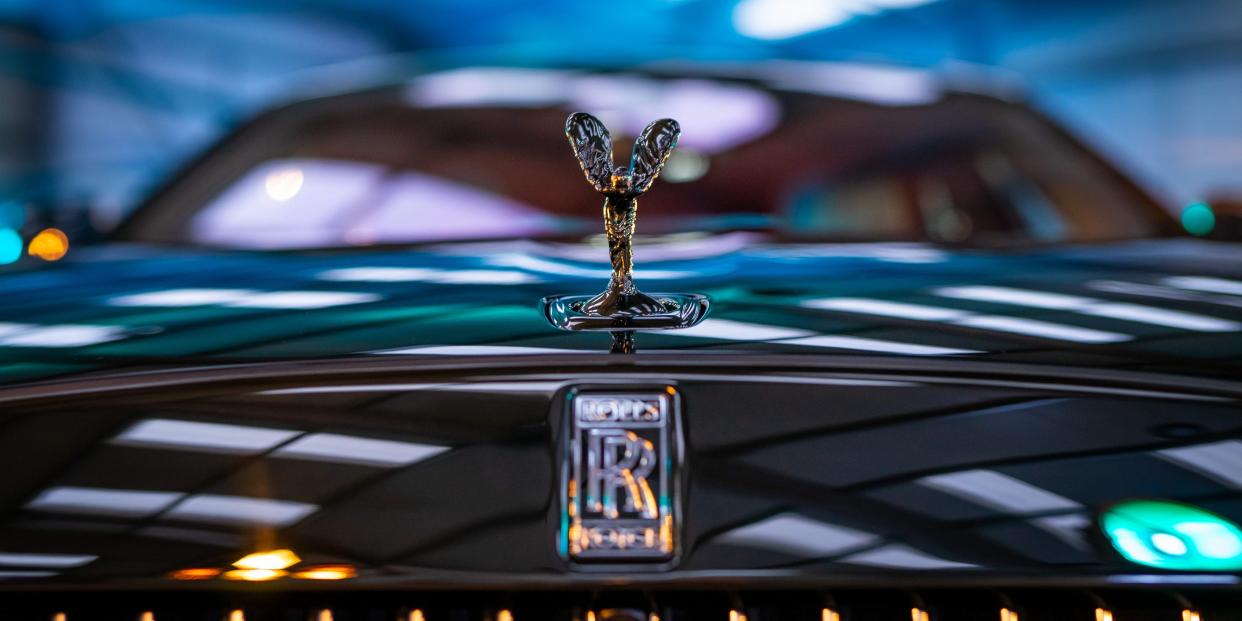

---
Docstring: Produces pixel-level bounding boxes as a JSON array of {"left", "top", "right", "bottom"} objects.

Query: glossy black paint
[{"left": 0, "top": 357, "right": 1240, "bottom": 593}]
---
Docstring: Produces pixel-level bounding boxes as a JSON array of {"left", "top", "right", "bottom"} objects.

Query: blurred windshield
[{"left": 123, "top": 68, "right": 1169, "bottom": 249}]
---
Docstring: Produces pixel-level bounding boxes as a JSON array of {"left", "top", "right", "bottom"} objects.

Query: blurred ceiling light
[
  {"left": 841, "top": 544, "right": 977, "bottom": 569},
  {"left": 0, "top": 228, "right": 21, "bottom": 265},
  {"left": 660, "top": 150, "right": 709, "bottom": 183},
  {"left": 734, "top": 0, "right": 937, "bottom": 39},
  {"left": 234, "top": 549, "right": 300, "bottom": 570},
  {"left": 222, "top": 568, "right": 286, "bottom": 582},
  {"left": 408, "top": 67, "right": 574, "bottom": 108},
  {"left": 168, "top": 567, "right": 222, "bottom": 580},
  {"left": 264, "top": 168, "right": 304, "bottom": 202},
  {"left": 273, "top": 433, "right": 448, "bottom": 468},
  {"left": 228, "top": 611, "right": 246, "bottom": 621},
  {"left": 0, "top": 552, "right": 96, "bottom": 568},
  {"left": 26, "top": 486, "right": 184, "bottom": 518},
  {"left": 1000, "top": 609, "right": 1018, "bottom": 621},
  {"left": 319, "top": 267, "right": 539, "bottom": 284},
  {"left": 955, "top": 315, "right": 1130, "bottom": 344},
  {"left": 936, "top": 285, "right": 1239, "bottom": 332},
  {"left": 822, "top": 609, "right": 841, "bottom": 621},
  {"left": 733, "top": 0, "right": 852, "bottom": 39},
  {"left": 667, "top": 318, "right": 813, "bottom": 341},
  {"left": 802, "top": 298, "right": 969, "bottom": 321},
  {"left": 112, "top": 418, "right": 301, "bottom": 454},
  {"left": 110, "top": 289, "right": 254, "bottom": 307},
  {"left": 408, "top": 610, "right": 426, "bottom": 621},
  {"left": 779, "top": 335, "right": 979, "bottom": 355},
  {"left": 52, "top": 613, "right": 67, "bottom": 621},
  {"left": 1031, "top": 513, "right": 1092, "bottom": 550},
  {"left": 714, "top": 513, "right": 877, "bottom": 557},
  {"left": 786, "top": 296, "right": 1133, "bottom": 344},
  {"left": 291, "top": 564, "right": 357, "bottom": 580},
  {"left": 110, "top": 288, "right": 379, "bottom": 309},
  {"left": 166, "top": 495, "right": 317, "bottom": 527},
  {"left": 917, "top": 469, "right": 1081, "bottom": 514},
  {"left": 317, "top": 610, "right": 334, "bottom": 621},
  {"left": 319, "top": 267, "right": 441, "bottom": 282},
  {"left": 935, "top": 286, "right": 1092, "bottom": 310},
  {"left": 27, "top": 228, "right": 68, "bottom": 261},
  {"left": 1164, "top": 276, "right": 1242, "bottom": 296},
  {"left": 1085, "top": 303, "right": 1239, "bottom": 332},
  {"left": 911, "top": 609, "right": 929, "bottom": 621},
  {"left": 411, "top": 70, "right": 779, "bottom": 154},
  {"left": 0, "top": 570, "right": 57, "bottom": 579},
  {"left": 140, "top": 612, "right": 155, "bottom": 621},
  {"left": 0, "top": 324, "right": 128, "bottom": 347},
  {"left": 225, "top": 291, "right": 381, "bottom": 309},
  {"left": 429, "top": 270, "right": 542, "bottom": 284},
  {"left": 1157, "top": 440, "right": 1242, "bottom": 489}
]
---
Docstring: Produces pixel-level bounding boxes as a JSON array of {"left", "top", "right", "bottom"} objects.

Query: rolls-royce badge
[{"left": 561, "top": 387, "right": 681, "bottom": 565}]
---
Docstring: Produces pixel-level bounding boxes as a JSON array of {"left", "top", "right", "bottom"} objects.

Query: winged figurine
[{"left": 565, "top": 112, "right": 680, "bottom": 317}]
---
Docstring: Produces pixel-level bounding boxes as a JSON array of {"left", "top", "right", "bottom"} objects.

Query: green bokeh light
[
  {"left": 1181, "top": 202, "right": 1216, "bottom": 236},
  {"left": 0, "top": 228, "right": 22, "bottom": 265},
  {"left": 1101, "top": 499, "right": 1242, "bottom": 571}
]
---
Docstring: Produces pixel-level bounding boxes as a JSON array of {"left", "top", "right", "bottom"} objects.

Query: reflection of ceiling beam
[{"left": 692, "top": 455, "right": 1032, "bottom": 569}]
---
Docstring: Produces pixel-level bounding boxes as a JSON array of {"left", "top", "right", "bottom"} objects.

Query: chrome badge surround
[{"left": 560, "top": 386, "right": 682, "bottom": 567}]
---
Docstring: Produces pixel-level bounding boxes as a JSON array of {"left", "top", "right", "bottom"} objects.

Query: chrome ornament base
[{"left": 542, "top": 292, "right": 710, "bottom": 331}]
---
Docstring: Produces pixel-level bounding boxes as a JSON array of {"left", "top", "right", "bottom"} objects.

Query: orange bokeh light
[
  {"left": 169, "top": 567, "right": 222, "bottom": 581},
  {"left": 291, "top": 564, "right": 358, "bottom": 580},
  {"left": 27, "top": 228, "right": 68, "bottom": 261},
  {"left": 233, "top": 549, "right": 300, "bottom": 570},
  {"left": 222, "top": 568, "right": 287, "bottom": 582}
]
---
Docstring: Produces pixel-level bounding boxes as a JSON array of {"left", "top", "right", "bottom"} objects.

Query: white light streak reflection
[
  {"left": 273, "top": 433, "right": 448, "bottom": 468},
  {"left": 26, "top": 487, "right": 184, "bottom": 517},
  {"left": 714, "top": 513, "right": 878, "bottom": 557},
  {"left": 112, "top": 419, "right": 299, "bottom": 454},
  {"left": 936, "top": 285, "right": 1239, "bottom": 332},
  {"left": 803, "top": 297, "right": 1133, "bottom": 343},
  {"left": 0, "top": 553, "right": 96, "bottom": 568},
  {"left": 840, "top": 544, "right": 976, "bottom": 569},
  {"left": 917, "top": 470, "right": 1081, "bottom": 514},
  {"left": 165, "top": 495, "right": 317, "bottom": 527}
]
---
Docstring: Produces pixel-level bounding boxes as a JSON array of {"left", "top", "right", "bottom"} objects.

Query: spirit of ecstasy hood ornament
[
  {"left": 565, "top": 112, "right": 680, "bottom": 317},
  {"left": 542, "top": 112, "right": 710, "bottom": 353}
]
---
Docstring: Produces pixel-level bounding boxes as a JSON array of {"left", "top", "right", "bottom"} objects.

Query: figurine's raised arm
[
  {"left": 628, "top": 118, "right": 680, "bottom": 195},
  {"left": 565, "top": 112, "right": 615, "bottom": 194}
]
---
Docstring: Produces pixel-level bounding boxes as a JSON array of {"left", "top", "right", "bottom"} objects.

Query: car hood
[{"left": 1, "top": 234, "right": 1241, "bottom": 385}]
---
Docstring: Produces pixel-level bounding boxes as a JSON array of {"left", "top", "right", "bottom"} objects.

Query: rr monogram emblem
[
  {"left": 561, "top": 389, "right": 681, "bottom": 565},
  {"left": 586, "top": 428, "right": 657, "bottom": 520}
]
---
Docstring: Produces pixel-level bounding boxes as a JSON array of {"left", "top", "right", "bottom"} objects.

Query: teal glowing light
[
  {"left": 1101, "top": 499, "right": 1242, "bottom": 571},
  {"left": 0, "top": 228, "right": 22, "bottom": 265},
  {"left": 1181, "top": 202, "right": 1216, "bottom": 236}
]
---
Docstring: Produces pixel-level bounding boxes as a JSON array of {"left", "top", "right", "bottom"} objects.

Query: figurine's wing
[
  {"left": 565, "top": 112, "right": 614, "bottom": 193},
  {"left": 628, "top": 118, "right": 680, "bottom": 193}
]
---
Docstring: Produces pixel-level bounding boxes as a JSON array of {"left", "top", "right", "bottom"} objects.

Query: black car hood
[
  {"left": 1, "top": 235, "right": 1240, "bottom": 385},
  {"left": 4, "top": 236, "right": 1242, "bottom": 599}
]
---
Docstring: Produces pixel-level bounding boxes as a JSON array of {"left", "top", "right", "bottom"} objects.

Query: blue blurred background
[{"left": 0, "top": 0, "right": 1239, "bottom": 242}]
